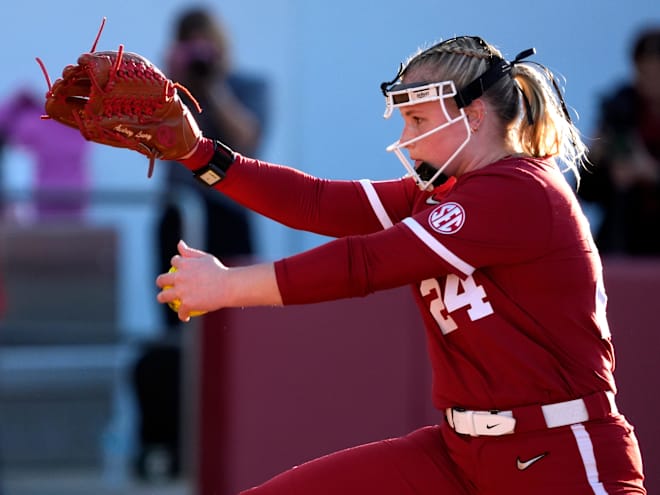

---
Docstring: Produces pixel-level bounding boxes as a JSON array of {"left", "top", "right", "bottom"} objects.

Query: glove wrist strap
[{"left": 192, "top": 140, "right": 236, "bottom": 187}]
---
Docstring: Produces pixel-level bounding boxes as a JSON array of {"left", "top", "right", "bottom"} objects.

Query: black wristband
[{"left": 193, "top": 140, "right": 236, "bottom": 186}]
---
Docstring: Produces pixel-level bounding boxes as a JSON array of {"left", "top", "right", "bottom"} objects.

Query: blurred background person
[
  {"left": 157, "top": 5, "right": 269, "bottom": 328},
  {"left": 132, "top": 6, "right": 269, "bottom": 482},
  {"left": 158, "top": 5, "right": 268, "bottom": 272},
  {"left": 0, "top": 88, "right": 91, "bottom": 222},
  {"left": 578, "top": 26, "right": 660, "bottom": 255}
]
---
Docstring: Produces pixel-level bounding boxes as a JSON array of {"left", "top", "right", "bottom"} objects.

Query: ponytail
[{"left": 511, "top": 63, "right": 587, "bottom": 184}]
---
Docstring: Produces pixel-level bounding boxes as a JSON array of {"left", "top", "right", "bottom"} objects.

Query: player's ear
[{"left": 464, "top": 99, "right": 486, "bottom": 131}]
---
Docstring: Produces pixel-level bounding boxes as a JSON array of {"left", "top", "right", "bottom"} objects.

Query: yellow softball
[{"left": 165, "top": 266, "right": 207, "bottom": 317}]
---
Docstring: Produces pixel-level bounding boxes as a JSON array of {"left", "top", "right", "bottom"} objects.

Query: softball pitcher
[{"left": 42, "top": 31, "right": 646, "bottom": 494}]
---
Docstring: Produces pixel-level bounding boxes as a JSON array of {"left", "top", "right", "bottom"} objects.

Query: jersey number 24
[{"left": 420, "top": 274, "right": 493, "bottom": 335}]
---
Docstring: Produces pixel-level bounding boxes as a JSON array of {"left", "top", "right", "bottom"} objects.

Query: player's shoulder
[
  {"left": 450, "top": 156, "right": 568, "bottom": 217},
  {"left": 478, "top": 155, "right": 552, "bottom": 176},
  {"left": 459, "top": 156, "right": 556, "bottom": 192}
]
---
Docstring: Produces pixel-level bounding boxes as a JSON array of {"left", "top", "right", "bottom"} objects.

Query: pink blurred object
[{"left": 0, "top": 88, "right": 91, "bottom": 220}]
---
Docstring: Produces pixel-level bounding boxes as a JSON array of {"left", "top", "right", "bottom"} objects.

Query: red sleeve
[
  {"left": 274, "top": 222, "right": 453, "bottom": 305},
  {"left": 210, "top": 155, "right": 386, "bottom": 237}
]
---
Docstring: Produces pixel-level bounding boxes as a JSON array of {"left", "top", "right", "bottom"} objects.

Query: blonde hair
[{"left": 400, "top": 36, "right": 587, "bottom": 183}]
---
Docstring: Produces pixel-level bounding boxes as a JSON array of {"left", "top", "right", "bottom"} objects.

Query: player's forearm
[{"left": 224, "top": 262, "right": 283, "bottom": 308}]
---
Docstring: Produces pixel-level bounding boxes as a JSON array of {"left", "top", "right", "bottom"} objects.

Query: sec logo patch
[{"left": 428, "top": 202, "right": 465, "bottom": 234}]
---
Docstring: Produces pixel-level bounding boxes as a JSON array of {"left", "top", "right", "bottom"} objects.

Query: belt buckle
[
  {"left": 448, "top": 407, "right": 516, "bottom": 437},
  {"left": 472, "top": 410, "right": 516, "bottom": 436}
]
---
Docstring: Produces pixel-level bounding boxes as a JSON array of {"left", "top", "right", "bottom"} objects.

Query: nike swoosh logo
[
  {"left": 486, "top": 424, "right": 499, "bottom": 429},
  {"left": 426, "top": 196, "right": 441, "bottom": 205},
  {"left": 516, "top": 452, "right": 548, "bottom": 471}
]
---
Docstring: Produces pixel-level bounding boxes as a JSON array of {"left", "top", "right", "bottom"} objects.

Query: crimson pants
[{"left": 240, "top": 415, "right": 645, "bottom": 494}]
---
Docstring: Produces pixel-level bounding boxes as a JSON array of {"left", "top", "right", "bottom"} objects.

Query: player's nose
[
  {"left": 399, "top": 126, "right": 417, "bottom": 149},
  {"left": 399, "top": 125, "right": 414, "bottom": 148}
]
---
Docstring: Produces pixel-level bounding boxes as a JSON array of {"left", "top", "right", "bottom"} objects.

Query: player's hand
[{"left": 156, "top": 240, "right": 229, "bottom": 322}]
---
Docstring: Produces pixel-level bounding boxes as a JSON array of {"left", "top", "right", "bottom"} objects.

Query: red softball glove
[{"left": 36, "top": 19, "right": 202, "bottom": 177}]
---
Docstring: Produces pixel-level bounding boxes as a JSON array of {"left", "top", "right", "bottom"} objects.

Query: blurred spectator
[
  {"left": 578, "top": 27, "right": 660, "bottom": 254},
  {"left": 133, "top": 6, "right": 269, "bottom": 481},
  {"left": 0, "top": 89, "right": 90, "bottom": 222},
  {"left": 157, "top": 6, "right": 268, "bottom": 276},
  {"left": 157, "top": 6, "right": 269, "bottom": 329}
]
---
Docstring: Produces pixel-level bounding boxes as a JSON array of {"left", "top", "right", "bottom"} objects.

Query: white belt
[{"left": 445, "top": 391, "right": 618, "bottom": 437}]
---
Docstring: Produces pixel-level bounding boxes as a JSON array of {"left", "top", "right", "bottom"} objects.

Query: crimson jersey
[{"left": 217, "top": 155, "right": 615, "bottom": 412}]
